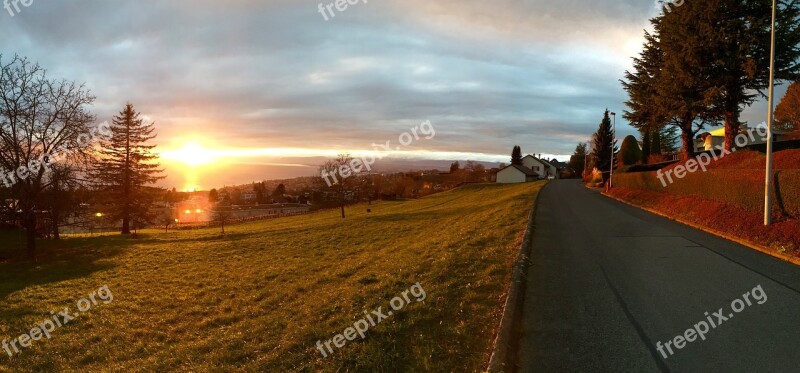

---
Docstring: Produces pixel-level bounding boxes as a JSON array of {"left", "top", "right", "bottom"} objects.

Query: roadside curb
[
  {"left": 601, "top": 191, "right": 800, "bottom": 267},
  {"left": 486, "top": 182, "right": 545, "bottom": 373}
]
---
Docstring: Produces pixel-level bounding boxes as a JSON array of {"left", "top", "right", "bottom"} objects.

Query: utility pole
[
  {"left": 609, "top": 112, "right": 616, "bottom": 189},
  {"left": 764, "top": 0, "right": 777, "bottom": 226}
]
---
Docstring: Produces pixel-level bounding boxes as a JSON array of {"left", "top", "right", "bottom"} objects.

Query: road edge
[
  {"left": 486, "top": 182, "right": 546, "bottom": 373},
  {"left": 602, "top": 191, "right": 800, "bottom": 267}
]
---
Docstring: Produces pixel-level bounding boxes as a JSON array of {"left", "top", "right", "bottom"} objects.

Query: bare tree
[
  {"left": 319, "top": 153, "right": 358, "bottom": 218},
  {"left": 211, "top": 203, "right": 234, "bottom": 235},
  {"left": 0, "top": 55, "right": 96, "bottom": 259}
]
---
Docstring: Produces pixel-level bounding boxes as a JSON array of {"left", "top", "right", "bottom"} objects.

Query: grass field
[{"left": 0, "top": 182, "right": 543, "bottom": 372}]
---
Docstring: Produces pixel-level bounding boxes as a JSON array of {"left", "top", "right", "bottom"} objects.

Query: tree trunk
[
  {"left": 340, "top": 204, "right": 345, "bottom": 219},
  {"left": 52, "top": 219, "right": 60, "bottom": 240},
  {"left": 51, "top": 207, "right": 61, "bottom": 240},
  {"left": 680, "top": 118, "right": 696, "bottom": 160},
  {"left": 723, "top": 111, "right": 740, "bottom": 152},
  {"left": 24, "top": 214, "right": 37, "bottom": 260},
  {"left": 121, "top": 218, "right": 131, "bottom": 235}
]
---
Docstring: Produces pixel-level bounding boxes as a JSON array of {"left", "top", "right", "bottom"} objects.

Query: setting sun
[{"left": 163, "top": 142, "right": 216, "bottom": 167}]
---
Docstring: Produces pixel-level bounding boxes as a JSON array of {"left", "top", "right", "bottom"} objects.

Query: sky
[{"left": 0, "top": 0, "right": 788, "bottom": 190}]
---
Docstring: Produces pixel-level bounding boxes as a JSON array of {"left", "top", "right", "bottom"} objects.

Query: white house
[
  {"left": 242, "top": 190, "right": 258, "bottom": 201},
  {"left": 522, "top": 155, "right": 558, "bottom": 179},
  {"left": 496, "top": 164, "right": 540, "bottom": 184}
]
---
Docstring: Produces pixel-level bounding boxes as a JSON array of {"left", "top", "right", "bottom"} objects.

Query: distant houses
[{"left": 496, "top": 154, "right": 560, "bottom": 184}]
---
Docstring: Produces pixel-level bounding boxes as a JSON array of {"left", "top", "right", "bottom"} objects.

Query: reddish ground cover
[
  {"left": 773, "top": 149, "right": 800, "bottom": 169},
  {"left": 607, "top": 187, "right": 800, "bottom": 261}
]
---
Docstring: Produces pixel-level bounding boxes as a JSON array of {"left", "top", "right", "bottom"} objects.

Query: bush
[
  {"left": 612, "top": 169, "right": 800, "bottom": 218},
  {"left": 619, "top": 135, "right": 642, "bottom": 167}
]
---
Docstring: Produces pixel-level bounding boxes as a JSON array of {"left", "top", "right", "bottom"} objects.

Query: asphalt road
[{"left": 517, "top": 180, "right": 800, "bottom": 373}]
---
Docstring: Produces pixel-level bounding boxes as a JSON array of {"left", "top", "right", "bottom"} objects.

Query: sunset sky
[{"left": 1, "top": 0, "right": 785, "bottom": 190}]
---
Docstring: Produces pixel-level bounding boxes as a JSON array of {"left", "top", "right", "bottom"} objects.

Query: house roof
[
  {"left": 523, "top": 154, "right": 555, "bottom": 168},
  {"left": 498, "top": 164, "right": 540, "bottom": 177}
]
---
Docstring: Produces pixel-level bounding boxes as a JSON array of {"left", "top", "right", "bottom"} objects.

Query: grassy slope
[{"left": 0, "top": 182, "right": 543, "bottom": 372}]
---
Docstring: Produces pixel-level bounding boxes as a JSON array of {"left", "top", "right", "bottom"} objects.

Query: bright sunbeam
[{"left": 162, "top": 142, "right": 216, "bottom": 167}]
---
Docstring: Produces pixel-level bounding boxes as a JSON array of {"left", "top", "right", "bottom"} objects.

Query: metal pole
[
  {"left": 609, "top": 112, "right": 616, "bottom": 189},
  {"left": 764, "top": 0, "right": 777, "bottom": 226}
]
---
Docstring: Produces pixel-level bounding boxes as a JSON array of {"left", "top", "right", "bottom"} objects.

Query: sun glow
[{"left": 163, "top": 142, "right": 216, "bottom": 167}]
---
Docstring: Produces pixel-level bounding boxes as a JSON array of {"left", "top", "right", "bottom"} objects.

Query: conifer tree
[
  {"left": 92, "top": 104, "right": 164, "bottom": 234},
  {"left": 511, "top": 146, "right": 523, "bottom": 166},
  {"left": 591, "top": 110, "right": 617, "bottom": 180}
]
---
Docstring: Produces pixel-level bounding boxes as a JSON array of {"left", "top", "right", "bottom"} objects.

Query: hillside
[{"left": 0, "top": 182, "right": 544, "bottom": 372}]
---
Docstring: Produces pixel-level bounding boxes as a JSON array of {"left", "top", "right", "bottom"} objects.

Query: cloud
[{"left": 0, "top": 0, "right": 779, "bottom": 169}]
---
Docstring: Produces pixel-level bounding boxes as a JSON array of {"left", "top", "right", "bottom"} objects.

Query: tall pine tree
[
  {"left": 92, "top": 104, "right": 164, "bottom": 234},
  {"left": 592, "top": 110, "right": 618, "bottom": 180},
  {"left": 568, "top": 143, "right": 588, "bottom": 176},
  {"left": 511, "top": 146, "right": 523, "bottom": 166}
]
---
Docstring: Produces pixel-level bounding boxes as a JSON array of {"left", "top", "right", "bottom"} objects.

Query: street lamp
[
  {"left": 764, "top": 0, "right": 777, "bottom": 226},
  {"left": 609, "top": 112, "right": 617, "bottom": 189}
]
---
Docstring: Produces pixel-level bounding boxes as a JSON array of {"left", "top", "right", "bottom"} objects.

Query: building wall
[
  {"left": 522, "top": 157, "right": 545, "bottom": 174},
  {"left": 496, "top": 168, "right": 527, "bottom": 183}
]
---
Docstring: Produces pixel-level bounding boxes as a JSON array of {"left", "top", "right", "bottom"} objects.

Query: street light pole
[
  {"left": 764, "top": 0, "right": 777, "bottom": 226},
  {"left": 609, "top": 112, "right": 616, "bottom": 189}
]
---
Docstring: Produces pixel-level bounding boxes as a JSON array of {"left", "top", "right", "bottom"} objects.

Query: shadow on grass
[{"left": 0, "top": 233, "right": 129, "bottom": 302}]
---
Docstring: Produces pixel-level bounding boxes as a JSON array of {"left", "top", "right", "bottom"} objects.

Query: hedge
[{"left": 611, "top": 169, "right": 800, "bottom": 218}]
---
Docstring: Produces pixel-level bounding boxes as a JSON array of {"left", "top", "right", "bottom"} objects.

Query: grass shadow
[{"left": 0, "top": 232, "right": 128, "bottom": 301}]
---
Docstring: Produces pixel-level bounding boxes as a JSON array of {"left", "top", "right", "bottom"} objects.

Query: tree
[
  {"left": 568, "top": 143, "right": 588, "bottom": 176},
  {"left": 253, "top": 182, "right": 268, "bottom": 204},
  {"left": 511, "top": 146, "right": 523, "bottom": 166},
  {"left": 160, "top": 210, "right": 176, "bottom": 233},
  {"left": 318, "top": 154, "right": 357, "bottom": 218},
  {"left": 654, "top": 0, "right": 800, "bottom": 152},
  {"left": 703, "top": 0, "right": 800, "bottom": 151},
  {"left": 591, "top": 110, "right": 618, "bottom": 180},
  {"left": 211, "top": 203, "right": 234, "bottom": 235},
  {"left": 92, "top": 104, "right": 164, "bottom": 235},
  {"left": 449, "top": 161, "right": 460, "bottom": 173},
  {"left": 640, "top": 129, "right": 652, "bottom": 164},
  {"left": 0, "top": 55, "right": 96, "bottom": 258},
  {"left": 618, "top": 135, "right": 643, "bottom": 168},
  {"left": 208, "top": 188, "right": 219, "bottom": 203},
  {"left": 41, "top": 164, "right": 82, "bottom": 240},
  {"left": 273, "top": 183, "right": 286, "bottom": 198},
  {"left": 776, "top": 80, "right": 800, "bottom": 134},
  {"left": 358, "top": 175, "right": 376, "bottom": 204}
]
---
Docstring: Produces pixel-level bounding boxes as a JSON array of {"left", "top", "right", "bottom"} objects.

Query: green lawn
[{"left": 0, "top": 182, "right": 543, "bottom": 372}]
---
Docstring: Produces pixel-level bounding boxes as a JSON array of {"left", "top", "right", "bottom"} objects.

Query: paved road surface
[{"left": 517, "top": 180, "right": 800, "bottom": 372}]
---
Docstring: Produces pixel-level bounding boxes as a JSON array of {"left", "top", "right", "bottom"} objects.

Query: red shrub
[{"left": 773, "top": 149, "right": 800, "bottom": 169}]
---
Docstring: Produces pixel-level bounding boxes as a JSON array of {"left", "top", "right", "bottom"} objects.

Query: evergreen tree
[
  {"left": 618, "top": 135, "right": 642, "bottom": 167},
  {"left": 568, "top": 143, "right": 588, "bottom": 176},
  {"left": 92, "top": 104, "right": 164, "bottom": 235},
  {"left": 511, "top": 146, "right": 523, "bottom": 166},
  {"left": 591, "top": 110, "right": 618, "bottom": 180},
  {"left": 651, "top": 129, "right": 663, "bottom": 156},
  {"left": 640, "top": 129, "right": 651, "bottom": 164},
  {"left": 273, "top": 183, "right": 286, "bottom": 197},
  {"left": 209, "top": 188, "right": 219, "bottom": 203}
]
